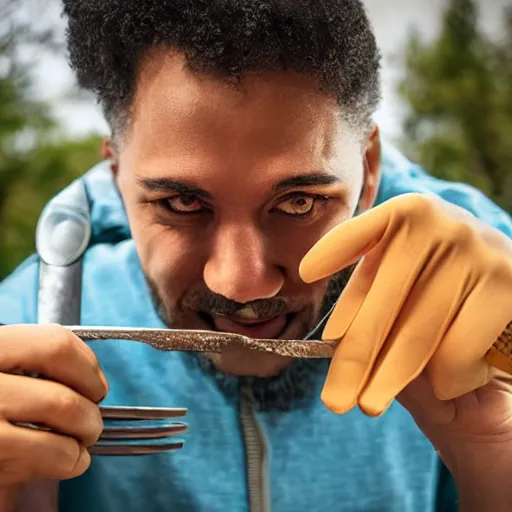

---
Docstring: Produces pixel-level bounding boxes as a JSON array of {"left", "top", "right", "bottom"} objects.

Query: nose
[{"left": 203, "top": 223, "right": 284, "bottom": 303}]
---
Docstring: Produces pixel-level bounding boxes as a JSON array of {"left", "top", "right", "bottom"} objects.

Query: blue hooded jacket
[{"left": 1, "top": 144, "right": 511, "bottom": 512}]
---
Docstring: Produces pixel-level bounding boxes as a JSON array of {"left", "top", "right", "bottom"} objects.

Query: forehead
[{"left": 123, "top": 49, "right": 363, "bottom": 188}]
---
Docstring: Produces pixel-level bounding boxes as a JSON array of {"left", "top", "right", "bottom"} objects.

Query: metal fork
[
  {"left": 92, "top": 405, "right": 187, "bottom": 455},
  {"left": 0, "top": 323, "right": 188, "bottom": 456},
  {"left": 15, "top": 404, "right": 188, "bottom": 456}
]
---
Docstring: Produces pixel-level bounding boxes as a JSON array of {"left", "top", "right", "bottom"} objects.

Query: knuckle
[
  {"left": 488, "top": 252, "right": 512, "bottom": 282},
  {"left": 51, "top": 392, "right": 103, "bottom": 446},
  {"left": 52, "top": 390, "right": 85, "bottom": 423},
  {"left": 44, "top": 326, "right": 76, "bottom": 363},
  {"left": 396, "top": 193, "right": 436, "bottom": 220},
  {"left": 448, "top": 220, "right": 475, "bottom": 248}
]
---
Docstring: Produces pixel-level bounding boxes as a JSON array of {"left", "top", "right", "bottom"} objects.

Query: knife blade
[
  {"left": 66, "top": 326, "right": 337, "bottom": 358},
  {"left": 66, "top": 320, "right": 512, "bottom": 373}
]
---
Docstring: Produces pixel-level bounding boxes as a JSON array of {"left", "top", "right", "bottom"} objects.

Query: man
[{"left": 0, "top": 0, "right": 511, "bottom": 510}]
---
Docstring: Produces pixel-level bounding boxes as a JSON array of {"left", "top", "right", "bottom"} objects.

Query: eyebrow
[
  {"left": 138, "top": 172, "right": 340, "bottom": 199},
  {"left": 272, "top": 173, "right": 341, "bottom": 193},
  {"left": 138, "top": 177, "right": 213, "bottom": 200}
]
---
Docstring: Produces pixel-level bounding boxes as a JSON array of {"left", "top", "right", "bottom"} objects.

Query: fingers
[
  {"left": 300, "top": 195, "right": 438, "bottom": 343},
  {"left": 320, "top": 249, "right": 386, "bottom": 341},
  {"left": 299, "top": 194, "right": 444, "bottom": 285},
  {"left": 326, "top": 259, "right": 509, "bottom": 416},
  {"left": 0, "top": 325, "right": 106, "bottom": 487},
  {"left": 303, "top": 192, "right": 512, "bottom": 418},
  {"left": 0, "top": 324, "right": 108, "bottom": 404},
  {"left": 320, "top": 218, "right": 431, "bottom": 341},
  {"left": 357, "top": 262, "right": 468, "bottom": 416},
  {"left": 0, "top": 422, "right": 90, "bottom": 485},
  {"left": 299, "top": 201, "right": 391, "bottom": 283},
  {"left": 428, "top": 282, "right": 511, "bottom": 400},
  {"left": 320, "top": 240, "right": 434, "bottom": 414},
  {"left": 0, "top": 373, "right": 103, "bottom": 447}
]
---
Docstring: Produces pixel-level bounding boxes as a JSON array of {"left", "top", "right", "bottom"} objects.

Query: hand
[
  {"left": 0, "top": 324, "right": 108, "bottom": 487},
  {"left": 299, "top": 193, "right": 512, "bottom": 449}
]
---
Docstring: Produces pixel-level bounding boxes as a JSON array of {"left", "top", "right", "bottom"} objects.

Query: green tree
[
  {"left": 398, "top": 0, "right": 512, "bottom": 213},
  {"left": 0, "top": 7, "right": 103, "bottom": 279}
]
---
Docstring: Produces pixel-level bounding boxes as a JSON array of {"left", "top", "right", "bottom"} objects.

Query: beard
[{"left": 147, "top": 265, "right": 356, "bottom": 411}]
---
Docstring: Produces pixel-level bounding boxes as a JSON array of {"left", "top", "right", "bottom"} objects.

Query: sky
[{"left": 10, "top": 0, "right": 512, "bottom": 141}]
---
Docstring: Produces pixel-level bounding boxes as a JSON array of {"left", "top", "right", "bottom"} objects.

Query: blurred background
[{"left": 0, "top": 0, "right": 511, "bottom": 279}]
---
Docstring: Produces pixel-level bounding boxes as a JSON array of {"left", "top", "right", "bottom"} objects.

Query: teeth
[{"left": 235, "top": 306, "right": 260, "bottom": 320}]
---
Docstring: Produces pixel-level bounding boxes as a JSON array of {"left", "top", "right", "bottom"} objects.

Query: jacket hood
[{"left": 82, "top": 161, "right": 131, "bottom": 245}]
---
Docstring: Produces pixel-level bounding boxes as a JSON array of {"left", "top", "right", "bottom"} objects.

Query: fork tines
[
  {"left": 100, "top": 405, "right": 188, "bottom": 420},
  {"left": 92, "top": 405, "right": 188, "bottom": 456}
]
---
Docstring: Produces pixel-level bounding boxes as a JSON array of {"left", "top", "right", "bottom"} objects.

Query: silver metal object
[
  {"left": 22, "top": 179, "right": 92, "bottom": 512},
  {"left": 36, "top": 180, "right": 91, "bottom": 326},
  {"left": 14, "top": 405, "right": 188, "bottom": 457},
  {"left": 36, "top": 180, "right": 92, "bottom": 268},
  {"left": 67, "top": 326, "right": 338, "bottom": 358},
  {"left": 92, "top": 405, "right": 187, "bottom": 456},
  {"left": 31, "top": 181, "right": 190, "bottom": 457}
]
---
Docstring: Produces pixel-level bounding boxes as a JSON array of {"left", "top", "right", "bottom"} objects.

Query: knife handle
[{"left": 486, "top": 320, "right": 512, "bottom": 374}]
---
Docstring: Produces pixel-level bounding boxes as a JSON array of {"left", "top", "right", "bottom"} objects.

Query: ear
[
  {"left": 102, "top": 137, "right": 120, "bottom": 176},
  {"left": 358, "top": 125, "right": 381, "bottom": 213}
]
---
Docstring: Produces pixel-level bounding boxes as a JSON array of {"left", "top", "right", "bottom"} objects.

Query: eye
[
  {"left": 275, "top": 194, "right": 325, "bottom": 216},
  {"left": 161, "top": 194, "right": 206, "bottom": 214}
]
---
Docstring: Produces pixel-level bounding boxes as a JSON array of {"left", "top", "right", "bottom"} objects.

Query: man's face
[{"left": 112, "top": 50, "right": 377, "bottom": 378}]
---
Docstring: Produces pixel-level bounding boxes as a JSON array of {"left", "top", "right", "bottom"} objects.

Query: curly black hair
[{"left": 62, "top": 0, "right": 381, "bottom": 139}]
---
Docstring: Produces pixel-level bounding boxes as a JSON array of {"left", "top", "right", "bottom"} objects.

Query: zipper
[{"left": 239, "top": 384, "right": 271, "bottom": 512}]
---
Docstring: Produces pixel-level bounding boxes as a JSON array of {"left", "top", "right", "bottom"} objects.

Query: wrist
[
  {"left": 455, "top": 472, "right": 512, "bottom": 512},
  {"left": 440, "top": 442, "right": 512, "bottom": 512}
]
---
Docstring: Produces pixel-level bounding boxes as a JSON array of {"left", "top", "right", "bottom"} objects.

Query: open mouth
[{"left": 198, "top": 312, "right": 295, "bottom": 339}]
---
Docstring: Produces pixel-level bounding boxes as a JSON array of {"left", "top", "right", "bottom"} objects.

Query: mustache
[{"left": 181, "top": 289, "right": 307, "bottom": 319}]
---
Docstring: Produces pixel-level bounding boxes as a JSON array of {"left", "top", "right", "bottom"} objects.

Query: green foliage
[
  {"left": 398, "top": 0, "right": 512, "bottom": 212},
  {"left": 0, "top": 23, "right": 103, "bottom": 279}
]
